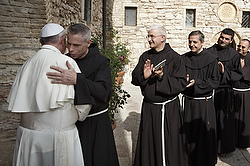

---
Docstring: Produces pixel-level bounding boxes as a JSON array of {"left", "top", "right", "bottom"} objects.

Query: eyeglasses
[
  {"left": 146, "top": 35, "right": 162, "bottom": 39},
  {"left": 237, "top": 45, "right": 246, "bottom": 49}
]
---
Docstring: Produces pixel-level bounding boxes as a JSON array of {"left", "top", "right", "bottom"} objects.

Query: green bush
[{"left": 92, "top": 28, "right": 131, "bottom": 120}]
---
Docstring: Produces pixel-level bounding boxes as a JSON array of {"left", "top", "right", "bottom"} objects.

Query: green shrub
[{"left": 92, "top": 28, "right": 131, "bottom": 120}]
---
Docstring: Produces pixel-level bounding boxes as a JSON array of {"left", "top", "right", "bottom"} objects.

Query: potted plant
[{"left": 92, "top": 28, "right": 131, "bottom": 128}]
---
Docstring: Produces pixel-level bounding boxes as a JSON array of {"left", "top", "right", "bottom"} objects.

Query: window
[
  {"left": 186, "top": 9, "right": 196, "bottom": 27},
  {"left": 125, "top": 7, "right": 137, "bottom": 26},
  {"left": 82, "top": 0, "right": 91, "bottom": 23},
  {"left": 242, "top": 11, "right": 250, "bottom": 28}
]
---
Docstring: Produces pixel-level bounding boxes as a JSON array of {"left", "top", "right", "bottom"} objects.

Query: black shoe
[{"left": 218, "top": 153, "right": 227, "bottom": 157}]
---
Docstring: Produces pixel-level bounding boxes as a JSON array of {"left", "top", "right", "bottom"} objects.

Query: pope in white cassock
[{"left": 7, "top": 23, "right": 91, "bottom": 166}]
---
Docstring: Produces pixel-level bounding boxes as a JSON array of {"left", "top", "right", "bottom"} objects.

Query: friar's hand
[
  {"left": 186, "top": 79, "right": 195, "bottom": 87},
  {"left": 153, "top": 66, "right": 163, "bottom": 78},
  {"left": 46, "top": 61, "right": 77, "bottom": 85},
  {"left": 218, "top": 61, "right": 224, "bottom": 74},
  {"left": 241, "top": 58, "right": 245, "bottom": 68},
  {"left": 144, "top": 59, "right": 153, "bottom": 79}
]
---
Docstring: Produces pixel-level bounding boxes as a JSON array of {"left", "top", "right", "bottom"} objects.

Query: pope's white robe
[{"left": 7, "top": 45, "right": 91, "bottom": 166}]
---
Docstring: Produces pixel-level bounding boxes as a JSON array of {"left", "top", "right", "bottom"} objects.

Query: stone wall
[
  {"left": 45, "top": 0, "right": 84, "bottom": 27},
  {"left": 0, "top": 0, "right": 47, "bottom": 102},
  {"left": 44, "top": 0, "right": 109, "bottom": 36},
  {"left": 111, "top": 0, "right": 250, "bottom": 77}
]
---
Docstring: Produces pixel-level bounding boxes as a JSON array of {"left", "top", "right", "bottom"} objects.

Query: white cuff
[{"left": 75, "top": 104, "right": 92, "bottom": 121}]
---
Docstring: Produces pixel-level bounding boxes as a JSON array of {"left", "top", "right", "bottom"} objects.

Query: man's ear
[
  {"left": 61, "top": 35, "right": 66, "bottom": 43},
  {"left": 87, "top": 39, "right": 92, "bottom": 47},
  {"left": 59, "top": 35, "right": 66, "bottom": 46},
  {"left": 161, "top": 35, "right": 166, "bottom": 42},
  {"left": 230, "top": 38, "right": 233, "bottom": 43}
]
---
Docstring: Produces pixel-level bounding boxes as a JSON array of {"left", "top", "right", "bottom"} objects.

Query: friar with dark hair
[
  {"left": 182, "top": 30, "right": 220, "bottom": 166},
  {"left": 207, "top": 28, "right": 242, "bottom": 156}
]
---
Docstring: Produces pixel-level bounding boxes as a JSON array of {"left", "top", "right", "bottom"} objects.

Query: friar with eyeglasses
[
  {"left": 233, "top": 39, "right": 250, "bottom": 149},
  {"left": 131, "top": 25, "right": 189, "bottom": 166},
  {"left": 207, "top": 28, "right": 242, "bottom": 157}
]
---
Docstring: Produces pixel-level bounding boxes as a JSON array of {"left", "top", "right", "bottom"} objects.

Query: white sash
[{"left": 87, "top": 108, "right": 108, "bottom": 118}]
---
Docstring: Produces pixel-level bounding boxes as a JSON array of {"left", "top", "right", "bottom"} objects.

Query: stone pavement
[{"left": 113, "top": 77, "right": 250, "bottom": 166}]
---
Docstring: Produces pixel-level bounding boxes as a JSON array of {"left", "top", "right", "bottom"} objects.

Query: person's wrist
[
  {"left": 73, "top": 73, "right": 77, "bottom": 84},
  {"left": 158, "top": 73, "right": 163, "bottom": 81}
]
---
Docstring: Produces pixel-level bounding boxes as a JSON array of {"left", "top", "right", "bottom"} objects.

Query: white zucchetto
[{"left": 40, "top": 23, "right": 64, "bottom": 38}]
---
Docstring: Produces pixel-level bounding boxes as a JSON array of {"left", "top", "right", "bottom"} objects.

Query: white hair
[{"left": 148, "top": 25, "right": 167, "bottom": 42}]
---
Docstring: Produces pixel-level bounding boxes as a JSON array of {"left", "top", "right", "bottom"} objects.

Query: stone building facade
[
  {"left": 1, "top": 0, "right": 250, "bottom": 102},
  {"left": 112, "top": 0, "right": 250, "bottom": 79}
]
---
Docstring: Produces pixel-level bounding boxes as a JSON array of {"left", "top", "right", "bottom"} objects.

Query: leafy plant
[{"left": 92, "top": 28, "right": 131, "bottom": 120}]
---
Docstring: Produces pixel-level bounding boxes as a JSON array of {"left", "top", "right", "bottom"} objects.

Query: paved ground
[{"left": 1, "top": 78, "right": 250, "bottom": 166}]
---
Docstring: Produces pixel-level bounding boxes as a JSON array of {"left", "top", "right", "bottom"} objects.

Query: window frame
[
  {"left": 185, "top": 9, "right": 196, "bottom": 27},
  {"left": 125, "top": 7, "right": 137, "bottom": 26},
  {"left": 242, "top": 11, "right": 250, "bottom": 28},
  {"left": 81, "top": 0, "right": 92, "bottom": 23}
]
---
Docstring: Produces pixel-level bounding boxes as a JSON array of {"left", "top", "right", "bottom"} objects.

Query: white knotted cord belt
[
  {"left": 152, "top": 96, "right": 177, "bottom": 166},
  {"left": 233, "top": 87, "right": 250, "bottom": 92},
  {"left": 182, "top": 95, "right": 213, "bottom": 112}
]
